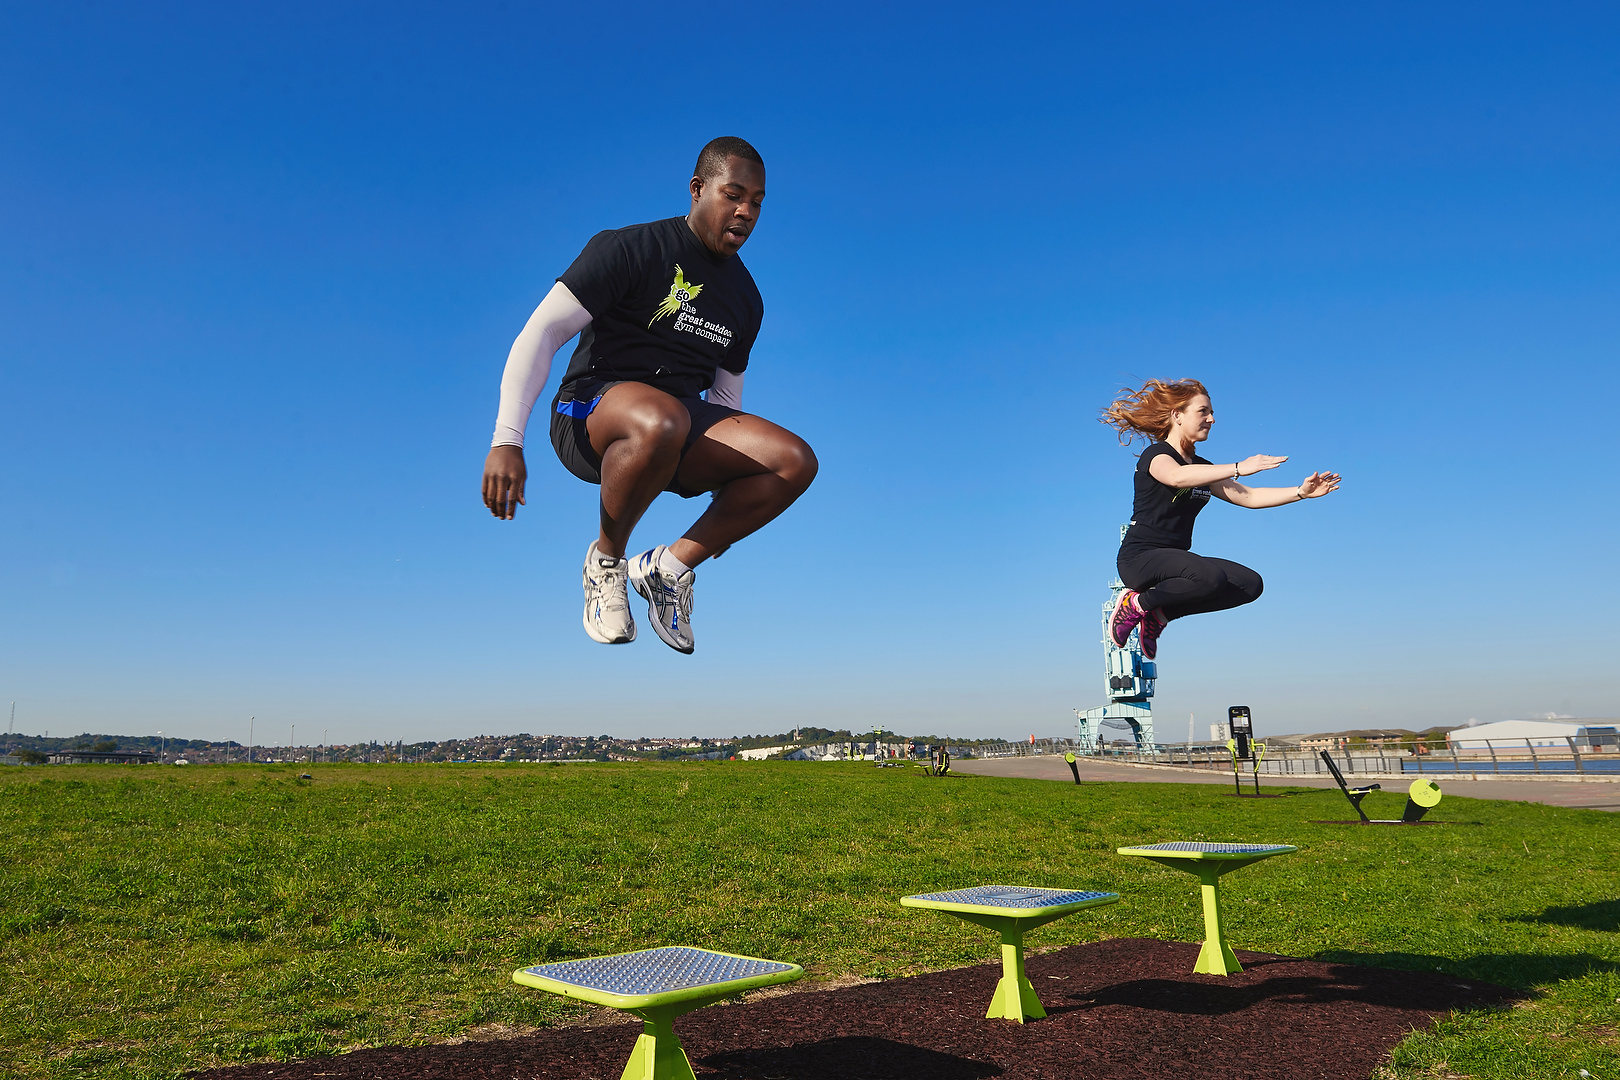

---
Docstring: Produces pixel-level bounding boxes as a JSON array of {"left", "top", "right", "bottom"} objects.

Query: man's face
[{"left": 688, "top": 156, "right": 765, "bottom": 257}]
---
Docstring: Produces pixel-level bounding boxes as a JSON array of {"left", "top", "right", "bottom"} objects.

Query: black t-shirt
[
  {"left": 556, "top": 216, "right": 762, "bottom": 400},
  {"left": 1121, "top": 442, "right": 1217, "bottom": 552}
]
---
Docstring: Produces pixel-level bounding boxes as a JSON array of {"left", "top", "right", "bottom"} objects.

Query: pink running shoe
[
  {"left": 1139, "top": 608, "right": 1168, "bottom": 660},
  {"left": 1108, "top": 591, "right": 1145, "bottom": 647}
]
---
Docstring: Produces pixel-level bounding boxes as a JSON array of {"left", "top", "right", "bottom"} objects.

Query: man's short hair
[{"left": 694, "top": 136, "right": 764, "bottom": 181}]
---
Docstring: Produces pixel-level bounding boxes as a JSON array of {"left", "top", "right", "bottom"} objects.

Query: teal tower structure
[{"left": 1076, "top": 526, "right": 1157, "bottom": 753}]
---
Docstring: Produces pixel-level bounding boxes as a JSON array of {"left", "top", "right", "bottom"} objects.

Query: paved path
[{"left": 952, "top": 754, "right": 1620, "bottom": 812}]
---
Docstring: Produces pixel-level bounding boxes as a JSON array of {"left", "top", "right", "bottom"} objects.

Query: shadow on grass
[
  {"left": 1509, "top": 899, "right": 1620, "bottom": 932},
  {"left": 1309, "top": 948, "right": 1619, "bottom": 989},
  {"left": 700, "top": 1036, "right": 1001, "bottom": 1079},
  {"left": 1055, "top": 965, "right": 1519, "bottom": 1017}
]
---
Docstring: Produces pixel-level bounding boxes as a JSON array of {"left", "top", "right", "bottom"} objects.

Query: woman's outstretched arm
[
  {"left": 1212, "top": 471, "right": 1342, "bottom": 508},
  {"left": 1146, "top": 453, "right": 1288, "bottom": 489}
]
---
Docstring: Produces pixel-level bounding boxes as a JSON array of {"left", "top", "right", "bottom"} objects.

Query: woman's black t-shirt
[{"left": 1121, "top": 442, "right": 1217, "bottom": 552}]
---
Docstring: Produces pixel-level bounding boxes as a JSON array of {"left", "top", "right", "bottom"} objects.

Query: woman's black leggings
[{"left": 1116, "top": 546, "right": 1264, "bottom": 621}]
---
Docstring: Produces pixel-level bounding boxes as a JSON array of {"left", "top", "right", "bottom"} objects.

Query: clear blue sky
[{"left": 3, "top": 2, "right": 1616, "bottom": 744}]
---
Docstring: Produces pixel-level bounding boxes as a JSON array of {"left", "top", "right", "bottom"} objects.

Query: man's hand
[{"left": 483, "top": 445, "right": 527, "bottom": 519}]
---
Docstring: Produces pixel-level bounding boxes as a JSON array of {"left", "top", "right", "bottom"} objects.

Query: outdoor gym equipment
[
  {"left": 918, "top": 744, "right": 951, "bottom": 776},
  {"left": 513, "top": 946, "right": 803, "bottom": 1080},
  {"left": 1317, "top": 750, "right": 1443, "bottom": 824},
  {"left": 1116, "top": 842, "right": 1296, "bottom": 975},
  {"left": 900, "top": 885, "right": 1120, "bottom": 1022},
  {"left": 1404, "top": 777, "right": 1444, "bottom": 819},
  {"left": 1075, "top": 526, "right": 1157, "bottom": 754},
  {"left": 1225, "top": 705, "right": 1269, "bottom": 796}
]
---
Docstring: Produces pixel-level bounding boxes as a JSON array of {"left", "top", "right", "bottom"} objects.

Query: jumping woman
[{"left": 1100, "top": 379, "right": 1340, "bottom": 660}]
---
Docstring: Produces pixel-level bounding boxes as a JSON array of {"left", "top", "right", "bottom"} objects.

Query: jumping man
[{"left": 482, "top": 137, "right": 817, "bottom": 653}]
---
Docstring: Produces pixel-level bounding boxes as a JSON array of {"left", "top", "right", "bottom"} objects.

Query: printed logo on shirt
[
  {"left": 649, "top": 265, "right": 705, "bottom": 327},
  {"left": 1172, "top": 486, "right": 1212, "bottom": 504},
  {"left": 648, "top": 264, "right": 736, "bottom": 348}
]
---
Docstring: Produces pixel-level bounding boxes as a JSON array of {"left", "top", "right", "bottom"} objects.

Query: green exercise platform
[
  {"left": 1116, "top": 841, "right": 1296, "bottom": 975},
  {"left": 513, "top": 946, "right": 803, "bottom": 1080},
  {"left": 900, "top": 885, "right": 1120, "bottom": 1022}
]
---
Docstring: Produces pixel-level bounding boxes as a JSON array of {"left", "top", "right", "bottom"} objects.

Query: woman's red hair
[{"left": 1100, "top": 378, "right": 1209, "bottom": 444}]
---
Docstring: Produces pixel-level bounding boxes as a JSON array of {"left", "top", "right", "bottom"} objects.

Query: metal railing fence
[
  {"left": 978, "top": 738, "right": 1090, "bottom": 758},
  {"left": 1097, "top": 736, "right": 1620, "bottom": 777}
]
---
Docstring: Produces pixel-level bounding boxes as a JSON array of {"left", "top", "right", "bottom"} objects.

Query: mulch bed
[{"left": 192, "top": 938, "right": 1519, "bottom": 1080}]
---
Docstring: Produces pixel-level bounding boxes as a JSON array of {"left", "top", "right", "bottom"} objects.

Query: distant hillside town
[
  {"left": 0, "top": 726, "right": 993, "bottom": 766},
  {"left": 4, "top": 718, "right": 1614, "bottom": 765}
]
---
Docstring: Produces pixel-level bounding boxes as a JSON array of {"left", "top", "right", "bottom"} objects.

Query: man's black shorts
[{"left": 549, "top": 377, "right": 741, "bottom": 500}]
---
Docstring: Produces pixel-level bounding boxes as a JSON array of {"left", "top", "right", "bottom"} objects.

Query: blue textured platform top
[
  {"left": 1118, "top": 841, "right": 1297, "bottom": 857},
  {"left": 904, "top": 885, "right": 1116, "bottom": 909},
  {"left": 519, "top": 947, "right": 796, "bottom": 997}
]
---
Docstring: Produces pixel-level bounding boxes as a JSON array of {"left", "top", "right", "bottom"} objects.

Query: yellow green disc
[
  {"left": 1064, "top": 752, "right": 1076, "bottom": 763},
  {"left": 1408, "top": 778, "right": 1442, "bottom": 808}
]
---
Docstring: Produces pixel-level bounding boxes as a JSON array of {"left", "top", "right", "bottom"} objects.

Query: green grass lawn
[{"left": 2, "top": 762, "right": 1616, "bottom": 1079}]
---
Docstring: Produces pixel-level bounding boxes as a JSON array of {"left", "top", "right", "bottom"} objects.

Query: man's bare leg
[
  {"left": 585, "top": 383, "right": 691, "bottom": 559},
  {"left": 593, "top": 408, "right": 816, "bottom": 654},
  {"left": 668, "top": 413, "right": 818, "bottom": 566}
]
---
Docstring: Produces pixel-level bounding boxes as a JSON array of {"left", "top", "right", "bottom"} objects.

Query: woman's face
[{"left": 1173, "top": 394, "right": 1215, "bottom": 443}]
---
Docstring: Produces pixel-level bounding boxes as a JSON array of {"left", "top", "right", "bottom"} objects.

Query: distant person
[
  {"left": 482, "top": 137, "right": 817, "bottom": 654},
  {"left": 1099, "top": 379, "right": 1340, "bottom": 659}
]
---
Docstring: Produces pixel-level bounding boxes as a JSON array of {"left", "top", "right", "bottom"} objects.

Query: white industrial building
[{"left": 1447, "top": 719, "right": 1610, "bottom": 749}]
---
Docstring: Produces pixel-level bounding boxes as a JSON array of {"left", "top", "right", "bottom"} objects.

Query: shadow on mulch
[{"left": 190, "top": 938, "right": 1523, "bottom": 1080}]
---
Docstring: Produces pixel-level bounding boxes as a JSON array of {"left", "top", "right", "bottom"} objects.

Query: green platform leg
[
  {"left": 985, "top": 925, "right": 1046, "bottom": 1022},
  {"left": 1191, "top": 865, "right": 1242, "bottom": 976},
  {"left": 621, "top": 1005, "right": 698, "bottom": 1080}
]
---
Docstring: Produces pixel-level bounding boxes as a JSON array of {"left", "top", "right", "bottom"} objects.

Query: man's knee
[
  {"left": 623, "top": 403, "right": 690, "bottom": 454},
  {"left": 778, "top": 437, "right": 818, "bottom": 491}
]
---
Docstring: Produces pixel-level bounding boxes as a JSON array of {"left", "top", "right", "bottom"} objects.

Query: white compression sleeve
[
  {"left": 706, "top": 368, "right": 745, "bottom": 410},
  {"left": 490, "top": 282, "right": 593, "bottom": 448}
]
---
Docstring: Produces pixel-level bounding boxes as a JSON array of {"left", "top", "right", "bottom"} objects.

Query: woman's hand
[
  {"left": 1298, "top": 471, "right": 1341, "bottom": 498},
  {"left": 1238, "top": 454, "right": 1288, "bottom": 477},
  {"left": 483, "top": 445, "right": 527, "bottom": 519}
]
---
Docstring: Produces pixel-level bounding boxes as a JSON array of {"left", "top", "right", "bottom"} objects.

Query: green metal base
[
  {"left": 1192, "top": 869, "right": 1243, "bottom": 975},
  {"left": 1193, "top": 938, "right": 1242, "bottom": 975},
  {"left": 985, "top": 938, "right": 1046, "bottom": 1022},
  {"left": 621, "top": 1007, "right": 696, "bottom": 1080}
]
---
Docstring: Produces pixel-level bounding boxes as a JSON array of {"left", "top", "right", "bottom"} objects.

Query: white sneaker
[
  {"left": 582, "top": 544, "right": 635, "bottom": 644},
  {"left": 628, "top": 546, "right": 695, "bottom": 654}
]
